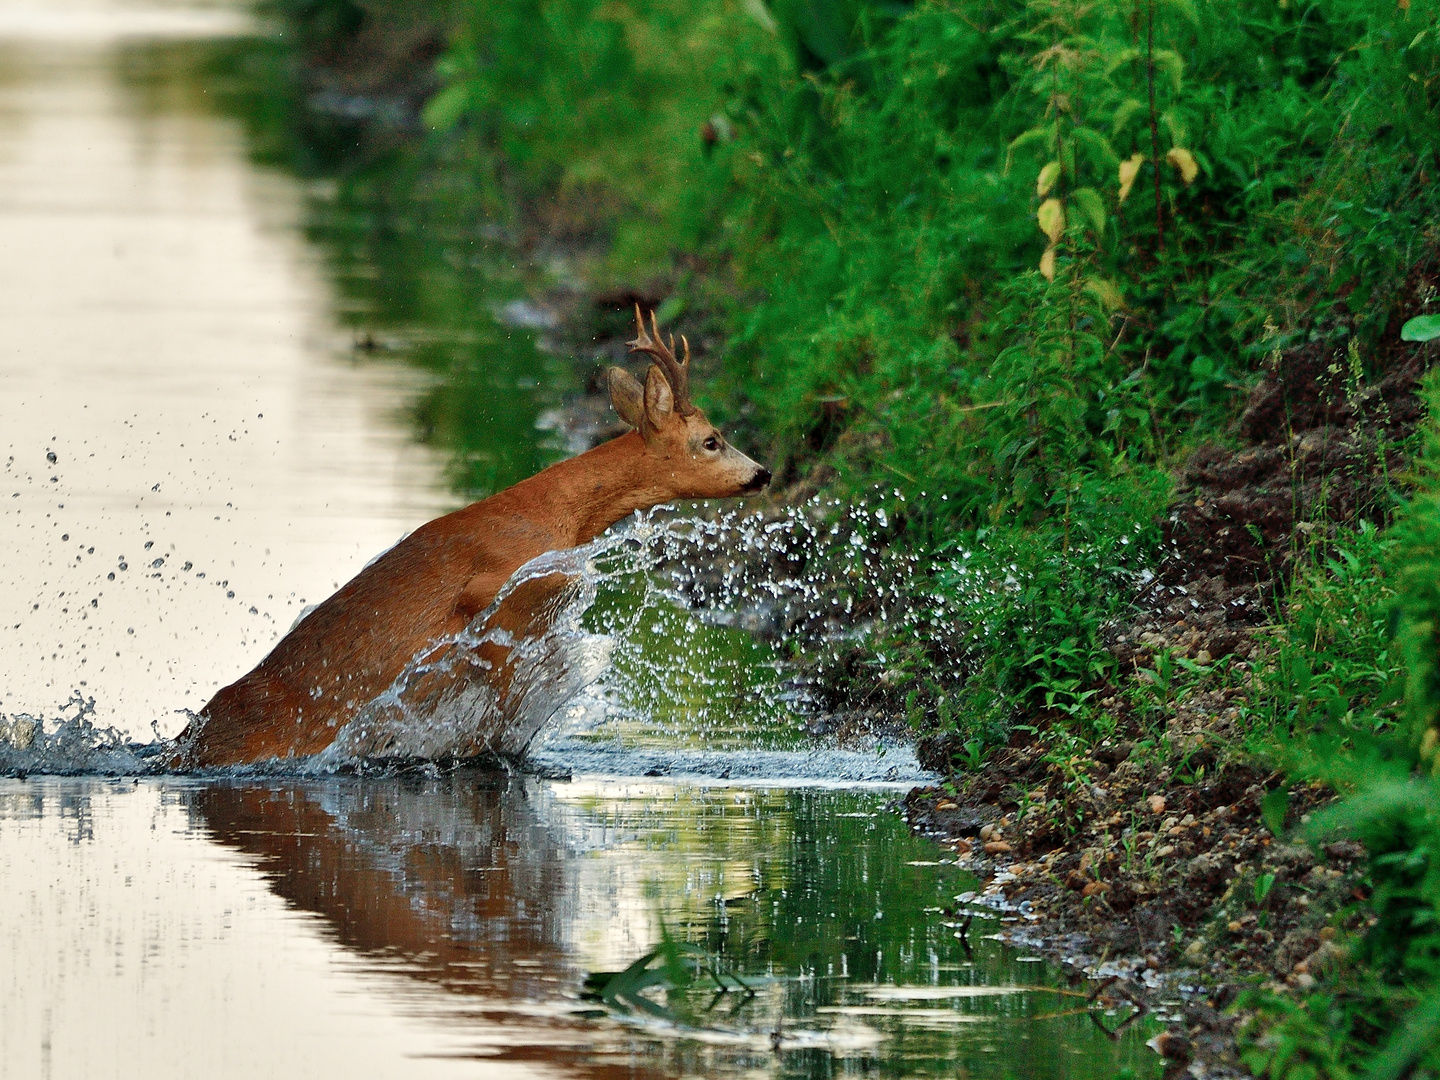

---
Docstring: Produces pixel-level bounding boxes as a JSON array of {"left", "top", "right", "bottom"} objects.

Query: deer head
[{"left": 608, "top": 306, "right": 771, "bottom": 499}]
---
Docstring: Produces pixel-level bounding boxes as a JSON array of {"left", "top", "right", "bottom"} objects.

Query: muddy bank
[
  {"left": 904, "top": 283, "right": 1439, "bottom": 1075},
  {"left": 905, "top": 761, "right": 1370, "bottom": 1077}
]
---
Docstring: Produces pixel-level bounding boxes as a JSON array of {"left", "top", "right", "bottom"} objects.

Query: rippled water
[
  {"left": 0, "top": 5, "right": 1165, "bottom": 1077},
  {"left": 1, "top": 775, "right": 1163, "bottom": 1079}
]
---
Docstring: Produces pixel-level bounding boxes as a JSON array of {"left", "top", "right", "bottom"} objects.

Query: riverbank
[{"left": 224, "top": 3, "right": 1440, "bottom": 1076}]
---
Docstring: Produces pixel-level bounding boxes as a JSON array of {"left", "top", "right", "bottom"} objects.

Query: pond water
[{"left": 0, "top": 4, "right": 1164, "bottom": 1076}]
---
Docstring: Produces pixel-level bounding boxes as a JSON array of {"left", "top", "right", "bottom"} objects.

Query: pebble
[{"left": 1147, "top": 795, "right": 1166, "bottom": 814}]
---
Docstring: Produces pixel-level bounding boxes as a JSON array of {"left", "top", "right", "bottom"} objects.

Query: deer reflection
[{"left": 192, "top": 774, "right": 577, "bottom": 1004}]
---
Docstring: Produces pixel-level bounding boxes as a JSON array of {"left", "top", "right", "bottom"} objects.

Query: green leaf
[
  {"left": 422, "top": 82, "right": 473, "bottom": 133},
  {"left": 1368, "top": 991, "right": 1440, "bottom": 1080},
  {"left": 1071, "top": 126, "right": 1119, "bottom": 168},
  {"left": 1159, "top": 109, "right": 1188, "bottom": 149},
  {"left": 1111, "top": 98, "right": 1147, "bottom": 135},
  {"left": 1007, "top": 125, "right": 1055, "bottom": 168},
  {"left": 1261, "top": 787, "right": 1290, "bottom": 838},
  {"left": 1152, "top": 49, "right": 1185, "bottom": 92},
  {"left": 1401, "top": 314, "right": 1440, "bottom": 342},
  {"left": 1253, "top": 871, "right": 1276, "bottom": 905},
  {"left": 1104, "top": 47, "right": 1141, "bottom": 74},
  {"left": 1072, "top": 187, "right": 1107, "bottom": 235}
]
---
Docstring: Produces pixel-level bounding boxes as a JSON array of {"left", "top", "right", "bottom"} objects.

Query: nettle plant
[{"left": 1004, "top": 0, "right": 1203, "bottom": 291}]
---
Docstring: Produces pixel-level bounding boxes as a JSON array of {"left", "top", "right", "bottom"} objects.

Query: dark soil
[
  {"left": 1111, "top": 329, "right": 1430, "bottom": 675},
  {"left": 906, "top": 268, "right": 1440, "bottom": 1076}
]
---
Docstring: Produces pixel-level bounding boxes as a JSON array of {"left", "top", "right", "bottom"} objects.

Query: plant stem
[{"left": 1146, "top": 0, "right": 1164, "bottom": 252}]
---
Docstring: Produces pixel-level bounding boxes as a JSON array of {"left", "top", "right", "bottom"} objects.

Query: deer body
[{"left": 169, "top": 311, "right": 769, "bottom": 768}]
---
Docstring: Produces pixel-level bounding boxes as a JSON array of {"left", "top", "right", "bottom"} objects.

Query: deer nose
[{"left": 743, "top": 467, "right": 772, "bottom": 493}]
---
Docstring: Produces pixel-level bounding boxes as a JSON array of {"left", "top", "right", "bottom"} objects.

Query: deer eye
[{"left": 702, "top": 436, "right": 722, "bottom": 452}]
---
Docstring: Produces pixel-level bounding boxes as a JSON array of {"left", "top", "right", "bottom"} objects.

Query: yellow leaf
[
  {"left": 1037, "top": 198, "right": 1065, "bottom": 242},
  {"left": 1039, "top": 246, "right": 1057, "bottom": 282},
  {"left": 1166, "top": 147, "right": 1199, "bottom": 184},
  {"left": 1037, "top": 161, "right": 1061, "bottom": 197},
  {"left": 1084, "top": 276, "right": 1125, "bottom": 310},
  {"left": 1118, "top": 153, "right": 1144, "bottom": 203}
]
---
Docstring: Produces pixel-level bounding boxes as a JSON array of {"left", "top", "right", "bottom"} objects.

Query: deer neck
[{"left": 506, "top": 431, "right": 672, "bottom": 547}]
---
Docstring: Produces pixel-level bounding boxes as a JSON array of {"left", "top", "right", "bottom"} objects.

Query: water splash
[
  {"left": 7, "top": 493, "right": 950, "bottom": 777},
  {"left": 0, "top": 692, "right": 153, "bottom": 775},
  {"left": 320, "top": 544, "right": 615, "bottom": 762}
]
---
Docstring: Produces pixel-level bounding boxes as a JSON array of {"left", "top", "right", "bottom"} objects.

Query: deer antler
[{"left": 627, "top": 304, "right": 694, "bottom": 415}]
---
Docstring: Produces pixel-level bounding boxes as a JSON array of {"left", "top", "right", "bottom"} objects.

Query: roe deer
[{"left": 168, "top": 309, "right": 770, "bottom": 767}]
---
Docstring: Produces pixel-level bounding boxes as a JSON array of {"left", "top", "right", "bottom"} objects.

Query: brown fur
[{"left": 170, "top": 333, "right": 769, "bottom": 767}]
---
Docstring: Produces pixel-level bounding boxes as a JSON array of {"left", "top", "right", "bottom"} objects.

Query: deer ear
[
  {"left": 608, "top": 367, "right": 644, "bottom": 429},
  {"left": 644, "top": 364, "right": 674, "bottom": 428}
]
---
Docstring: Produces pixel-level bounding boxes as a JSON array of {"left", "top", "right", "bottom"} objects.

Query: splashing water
[
  {"left": 4, "top": 494, "right": 951, "bottom": 777},
  {"left": 0, "top": 692, "right": 153, "bottom": 775}
]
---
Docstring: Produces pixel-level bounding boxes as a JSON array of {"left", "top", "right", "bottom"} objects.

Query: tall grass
[{"left": 1240, "top": 371, "right": 1440, "bottom": 1080}]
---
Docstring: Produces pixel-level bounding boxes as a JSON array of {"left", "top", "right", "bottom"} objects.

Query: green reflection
[
  {"left": 193, "top": 776, "right": 1161, "bottom": 1079},
  {"left": 560, "top": 785, "right": 1166, "bottom": 1078},
  {"left": 120, "top": 33, "right": 579, "bottom": 502}
]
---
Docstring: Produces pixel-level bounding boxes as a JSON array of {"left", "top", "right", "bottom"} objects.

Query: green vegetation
[
  {"left": 1238, "top": 372, "right": 1440, "bottom": 1079},
  {"left": 241, "top": 0, "right": 1440, "bottom": 1071},
  {"left": 401, "top": 0, "right": 1440, "bottom": 737}
]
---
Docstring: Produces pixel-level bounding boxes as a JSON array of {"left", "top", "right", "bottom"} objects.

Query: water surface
[
  {"left": 1, "top": 775, "right": 1163, "bottom": 1079},
  {"left": 0, "top": 1, "right": 451, "bottom": 735}
]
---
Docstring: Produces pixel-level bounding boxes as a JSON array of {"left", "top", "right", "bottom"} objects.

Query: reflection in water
[
  {"left": 1, "top": 783, "right": 1161, "bottom": 1077},
  {"left": 186, "top": 774, "right": 1164, "bottom": 1078}
]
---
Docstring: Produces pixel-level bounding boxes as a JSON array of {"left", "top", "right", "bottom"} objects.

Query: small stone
[
  {"left": 979, "top": 823, "right": 999, "bottom": 842},
  {"left": 936, "top": 800, "right": 958, "bottom": 811},
  {"left": 953, "top": 839, "right": 973, "bottom": 856},
  {"left": 1227, "top": 920, "right": 1244, "bottom": 933},
  {"left": 1146, "top": 1032, "right": 1192, "bottom": 1062},
  {"left": 1147, "top": 795, "right": 1166, "bottom": 815},
  {"left": 1184, "top": 939, "right": 1205, "bottom": 959},
  {"left": 983, "top": 840, "right": 1012, "bottom": 855},
  {"left": 1196, "top": 649, "right": 1213, "bottom": 664},
  {"left": 1155, "top": 844, "right": 1176, "bottom": 858},
  {"left": 1081, "top": 881, "right": 1110, "bottom": 897}
]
